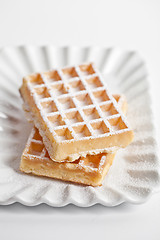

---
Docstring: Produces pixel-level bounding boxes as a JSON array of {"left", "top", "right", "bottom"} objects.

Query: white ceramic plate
[{"left": 0, "top": 46, "right": 159, "bottom": 207}]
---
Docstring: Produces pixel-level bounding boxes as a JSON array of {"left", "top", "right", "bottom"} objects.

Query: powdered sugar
[{"left": 26, "top": 63, "right": 132, "bottom": 144}]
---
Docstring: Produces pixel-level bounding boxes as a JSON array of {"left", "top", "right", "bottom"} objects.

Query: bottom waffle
[{"left": 20, "top": 94, "right": 127, "bottom": 187}]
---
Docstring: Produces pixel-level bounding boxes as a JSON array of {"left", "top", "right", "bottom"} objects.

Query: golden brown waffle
[
  {"left": 20, "top": 63, "right": 133, "bottom": 162},
  {"left": 20, "top": 94, "right": 127, "bottom": 187},
  {"left": 20, "top": 127, "right": 116, "bottom": 187}
]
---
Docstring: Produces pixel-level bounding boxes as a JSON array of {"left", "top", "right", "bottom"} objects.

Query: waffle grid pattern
[
  {"left": 26, "top": 128, "right": 104, "bottom": 172},
  {"left": 28, "top": 130, "right": 49, "bottom": 159},
  {"left": 28, "top": 63, "right": 129, "bottom": 142}
]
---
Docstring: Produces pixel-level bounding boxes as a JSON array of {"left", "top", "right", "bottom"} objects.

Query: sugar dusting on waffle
[
  {"left": 20, "top": 93, "right": 128, "bottom": 186},
  {"left": 20, "top": 63, "right": 134, "bottom": 161}
]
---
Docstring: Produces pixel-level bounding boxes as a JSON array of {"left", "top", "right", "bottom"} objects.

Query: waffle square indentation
[
  {"left": 34, "top": 86, "right": 51, "bottom": 99},
  {"left": 43, "top": 70, "right": 61, "bottom": 83},
  {"left": 76, "top": 93, "right": 93, "bottom": 106},
  {"left": 65, "top": 111, "right": 83, "bottom": 124},
  {"left": 100, "top": 103, "right": 118, "bottom": 117},
  {"left": 54, "top": 128, "right": 74, "bottom": 141},
  {"left": 47, "top": 114, "right": 66, "bottom": 128},
  {"left": 83, "top": 107, "right": 100, "bottom": 121},
  {"left": 62, "top": 67, "right": 79, "bottom": 79},
  {"left": 86, "top": 76, "right": 103, "bottom": 89},
  {"left": 68, "top": 80, "right": 86, "bottom": 93},
  {"left": 79, "top": 63, "right": 95, "bottom": 76},
  {"left": 108, "top": 117, "right": 127, "bottom": 132},
  {"left": 73, "top": 124, "right": 91, "bottom": 139},
  {"left": 28, "top": 142, "right": 43, "bottom": 156},
  {"left": 91, "top": 121, "right": 110, "bottom": 136},
  {"left": 33, "top": 128, "right": 43, "bottom": 141},
  {"left": 40, "top": 100, "right": 58, "bottom": 113},
  {"left": 93, "top": 90, "right": 110, "bottom": 103},
  {"left": 50, "top": 83, "right": 68, "bottom": 96},
  {"left": 80, "top": 154, "right": 102, "bottom": 169},
  {"left": 29, "top": 74, "right": 44, "bottom": 86},
  {"left": 58, "top": 97, "right": 76, "bottom": 110}
]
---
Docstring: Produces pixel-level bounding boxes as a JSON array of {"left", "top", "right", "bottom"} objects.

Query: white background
[{"left": 0, "top": 0, "right": 160, "bottom": 239}]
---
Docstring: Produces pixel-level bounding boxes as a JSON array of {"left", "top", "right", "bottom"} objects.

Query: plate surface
[{"left": 0, "top": 46, "right": 159, "bottom": 207}]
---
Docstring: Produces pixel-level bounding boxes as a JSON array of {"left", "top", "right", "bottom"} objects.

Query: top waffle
[{"left": 20, "top": 63, "right": 134, "bottom": 162}]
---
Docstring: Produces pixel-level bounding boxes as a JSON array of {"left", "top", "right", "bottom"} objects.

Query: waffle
[
  {"left": 20, "top": 63, "right": 133, "bottom": 162},
  {"left": 20, "top": 94, "right": 127, "bottom": 187}
]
